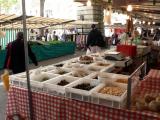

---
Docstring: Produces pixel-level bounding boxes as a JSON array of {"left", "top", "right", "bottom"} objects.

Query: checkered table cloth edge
[{"left": 6, "top": 86, "right": 160, "bottom": 120}]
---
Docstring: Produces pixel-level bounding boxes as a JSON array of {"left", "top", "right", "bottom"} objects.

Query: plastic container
[
  {"left": 65, "top": 78, "right": 100, "bottom": 102},
  {"left": 10, "top": 73, "right": 59, "bottom": 91},
  {"left": 67, "top": 68, "right": 91, "bottom": 78},
  {"left": 1, "top": 70, "right": 9, "bottom": 91},
  {"left": 49, "top": 67, "right": 71, "bottom": 75},
  {"left": 91, "top": 83, "right": 127, "bottom": 108},
  {"left": 89, "top": 61, "right": 115, "bottom": 72},
  {"left": 43, "top": 75, "right": 78, "bottom": 96}
]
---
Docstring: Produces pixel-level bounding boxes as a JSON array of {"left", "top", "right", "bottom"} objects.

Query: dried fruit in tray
[
  {"left": 54, "top": 68, "right": 68, "bottom": 75},
  {"left": 93, "top": 75, "right": 98, "bottom": 79},
  {"left": 79, "top": 56, "right": 93, "bottom": 61},
  {"left": 73, "top": 83, "right": 95, "bottom": 91},
  {"left": 79, "top": 56, "right": 93, "bottom": 64},
  {"left": 88, "top": 66, "right": 99, "bottom": 72},
  {"left": 96, "top": 62, "right": 109, "bottom": 67},
  {"left": 134, "top": 94, "right": 160, "bottom": 113},
  {"left": 41, "top": 77, "right": 50, "bottom": 82},
  {"left": 54, "top": 64, "right": 64, "bottom": 67},
  {"left": 99, "top": 86, "right": 126, "bottom": 96},
  {"left": 116, "top": 79, "right": 128, "bottom": 84},
  {"left": 110, "top": 67, "right": 123, "bottom": 74},
  {"left": 57, "top": 80, "right": 69, "bottom": 86},
  {"left": 71, "top": 69, "right": 89, "bottom": 77}
]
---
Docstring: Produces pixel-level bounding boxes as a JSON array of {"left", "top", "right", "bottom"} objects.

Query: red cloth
[
  {"left": 117, "top": 45, "right": 137, "bottom": 57},
  {"left": 6, "top": 86, "right": 159, "bottom": 120}
]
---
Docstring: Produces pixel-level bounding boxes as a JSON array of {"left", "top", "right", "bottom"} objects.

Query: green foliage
[{"left": 0, "top": 0, "right": 19, "bottom": 12}]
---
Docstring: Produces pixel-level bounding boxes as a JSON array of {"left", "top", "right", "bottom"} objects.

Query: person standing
[
  {"left": 44, "top": 29, "right": 49, "bottom": 41},
  {"left": 111, "top": 32, "right": 119, "bottom": 45},
  {"left": 4, "top": 32, "right": 38, "bottom": 74},
  {"left": 29, "top": 29, "right": 36, "bottom": 41},
  {"left": 86, "top": 24, "right": 105, "bottom": 54},
  {"left": 52, "top": 31, "right": 58, "bottom": 40}
]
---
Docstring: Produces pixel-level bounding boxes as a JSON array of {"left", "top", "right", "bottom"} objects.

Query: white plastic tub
[
  {"left": 91, "top": 82, "right": 127, "bottom": 108},
  {"left": 43, "top": 75, "right": 78, "bottom": 96},
  {"left": 65, "top": 78, "right": 100, "bottom": 102},
  {"left": 67, "top": 68, "right": 92, "bottom": 78},
  {"left": 11, "top": 72, "right": 59, "bottom": 91},
  {"left": 48, "top": 67, "right": 71, "bottom": 75},
  {"left": 98, "top": 72, "right": 129, "bottom": 84}
]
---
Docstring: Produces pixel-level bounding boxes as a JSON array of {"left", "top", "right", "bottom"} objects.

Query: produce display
[
  {"left": 110, "top": 67, "right": 123, "bottom": 74},
  {"left": 30, "top": 69, "right": 53, "bottom": 82},
  {"left": 57, "top": 80, "right": 69, "bottom": 86},
  {"left": 135, "top": 94, "right": 160, "bottom": 112},
  {"left": 55, "top": 64, "right": 64, "bottom": 67},
  {"left": 88, "top": 66, "right": 99, "bottom": 72},
  {"left": 70, "top": 69, "right": 89, "bottom": 77},
  {"left": 73, "top": 83, "right": 95, "bottom": 91},
  {"left": 99, "top": 86, "right": 126, "bottom": 96},
  {"left": 79, "top": 55, "right": 93, "bottom": 64},
  {"left": 116, "top": 79, "right": 128, "bottom": 84},
  {"left": 54, "top": 68, "right": 69, "bottom": 75},
  {"left": 93, "top": 75, "right": 98, "bottom": 79},
  {"left": 10, "top": 51, "right": 132, "bottom": 109},
  {"left": 96, "top": 62, "right": 109, "bottom": 67}
]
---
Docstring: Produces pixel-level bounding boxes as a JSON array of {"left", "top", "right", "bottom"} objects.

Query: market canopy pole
[{"left": 22, "top": 0, "right": 33, "bottom": 119}]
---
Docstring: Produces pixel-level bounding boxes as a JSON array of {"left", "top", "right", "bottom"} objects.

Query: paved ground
[{"left": 0, "top": 51, "right": 85, "bottom": 120}]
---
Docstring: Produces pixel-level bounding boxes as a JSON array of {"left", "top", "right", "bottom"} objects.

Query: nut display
[
  {"left": 116, "top": 79, "right": 128, "bottom": 84},
  {"left": 41, "top": 77, "right": 50, "bottom": 82},
  {"left": 73, "top": 83, "right": 95, "bottom": 91},
  {"left": 144, "top": 94, "right": 156, "bottom": 104},
  {"left": 88, "top": 66, "right": 99, "bottom": 71},
  {"left": 57, "top": 80, "right": 69, "bottom": 86},
  {"left": 55, "top": 64, "right": 64, "bottom": 67},
  {"left": 93, "top": 75, "right": 98, "bottom": 79},
  {"left": 99, "top": 86, "right": 125, "bottom": 96},
  {"left": 71, "top": 70, "right": 89, "bottom": 77},
  {"left": 91, "top": 54, "right": 99, "bottom": 57},
  {"left": 79, "top": 56, "right": 93, "bottom": 64},
  {"left": 110, "top": 67, "right": 123, "bottom": 74},
  {"left": 79, "top": 56, "right": 93, "bottom": 61},
  {"left": 135, "top": 94, "right": 160, "bottom": 112},
  {"left": 96, "top": 62, "right": 109, "bottom": 67},
  {"left": 55, "top": 68, "right": 68, "bottom": 75},
  {"left": 148, "top": 100, "right": 160, "bottom": 112}
]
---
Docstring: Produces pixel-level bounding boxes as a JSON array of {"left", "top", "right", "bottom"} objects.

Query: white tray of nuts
[{"left": 91, "top": 82, "right": 127, "bottom": 108}]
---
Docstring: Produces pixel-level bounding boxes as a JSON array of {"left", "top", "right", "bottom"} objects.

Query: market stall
[
  {"left": 2, "top": 0, "right": 160, "bottom": 119},
  {"left": 0, "top": 41, "right": 75, "bottom": 70},
  {"left": 6, "top": 49, "right": 160, "bottom": 119}
]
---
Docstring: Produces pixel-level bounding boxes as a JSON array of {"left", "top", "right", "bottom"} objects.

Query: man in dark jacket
[
  {"left": 86, "top": 24, "right": 105, "bottom": 53},
  {"left": 4, "top": 32, "right": 38, "bottom": 74}
]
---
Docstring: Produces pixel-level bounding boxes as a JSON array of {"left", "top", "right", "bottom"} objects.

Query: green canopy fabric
[{"left": 0, "top": 42, "right": 75, "bottom": 70}]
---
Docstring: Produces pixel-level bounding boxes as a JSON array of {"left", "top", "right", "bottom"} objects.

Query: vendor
[
  {"left": 52, "top": 31, "right": 58, "bottom": 41},
  {"left": 29, "top": 29, "right": 36, "bottom": 41},
  {"left": 132, "top": 30, "right": 141, "bottom": 45}
]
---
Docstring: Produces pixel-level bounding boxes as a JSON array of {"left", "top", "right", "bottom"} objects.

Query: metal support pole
[
  {"left": 127, "top": 78, "right": 132, "bottom": 109},
  {"left": 22, "top": 0, "right": 33, "bottom": 119}
]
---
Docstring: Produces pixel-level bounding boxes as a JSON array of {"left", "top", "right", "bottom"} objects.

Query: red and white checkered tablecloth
[
  {"left": 148, "top": 69, "right": 160, "bottom": 80},
  {"left": 139, "top": 69, "right": 160, "bottom": 91},
  {"left": 6, "top": 86, "right": 160, "bottom": 120}
]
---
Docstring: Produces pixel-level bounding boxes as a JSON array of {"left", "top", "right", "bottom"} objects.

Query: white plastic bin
[
  {"left": 43, "top": 75, "right": 78, "bottom": 96},
  {"left": 91, "top": 83, "right": 127, "bottom": 108},
  {"left": 66, "top": 78, "right": 101, "bottom": 102}
]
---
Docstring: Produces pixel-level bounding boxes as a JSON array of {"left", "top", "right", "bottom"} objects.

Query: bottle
[{"left": 1, "top": 70, "right": 9, "bottom": 91}]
